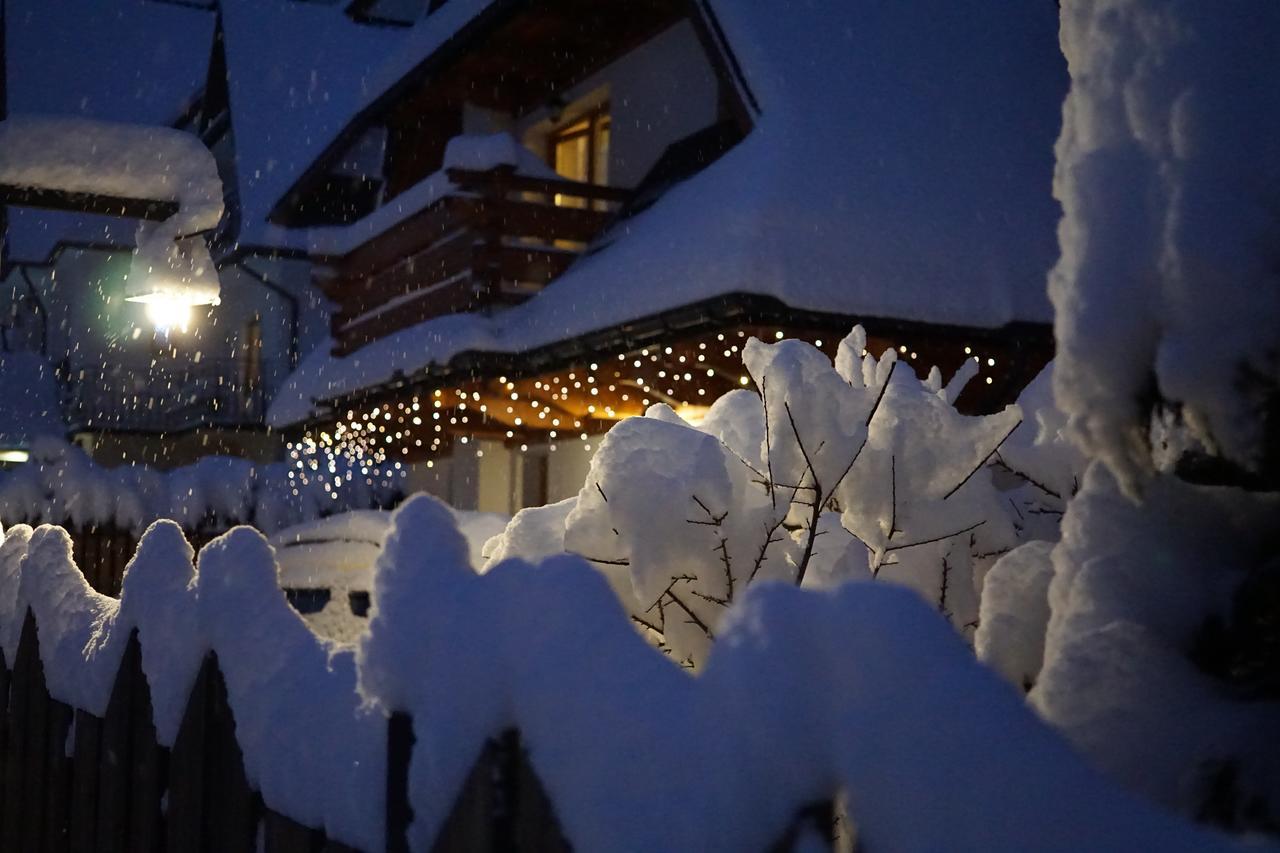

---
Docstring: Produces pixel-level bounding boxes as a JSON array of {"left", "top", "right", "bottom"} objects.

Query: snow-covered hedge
[{"left": 0, "top": 437, "right": 401, "bottom": 535}]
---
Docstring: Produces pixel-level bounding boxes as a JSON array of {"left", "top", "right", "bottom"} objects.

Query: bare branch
[
  {"left": 941, "top": 418, "right": 1022, "bottom": 500},
  {"left": 666, "top": 588, "right": 715, "bottom": 640},
  {"left": 884, "top": 520, "right": 986, "bottom": 553}
]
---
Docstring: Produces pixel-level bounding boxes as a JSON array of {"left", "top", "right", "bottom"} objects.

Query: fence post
[
  {"left": 167, "top": 653, "right": 257, "bottom": 853},
  {"left": 387, "top": 711, "right": 415, "bottom": 853}
]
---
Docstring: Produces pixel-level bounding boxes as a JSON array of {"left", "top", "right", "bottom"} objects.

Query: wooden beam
[{"left": 0, "top": 184, "right": 179, "bottom": 221}]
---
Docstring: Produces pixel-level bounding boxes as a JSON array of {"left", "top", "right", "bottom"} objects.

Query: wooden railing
[{"left": 323, "top": 167, "right": 631, "bottom": 356}]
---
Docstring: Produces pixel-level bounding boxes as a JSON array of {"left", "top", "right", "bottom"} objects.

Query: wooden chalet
[{"left": 259, "top": 0, "right": 1064, "bottom": 513}]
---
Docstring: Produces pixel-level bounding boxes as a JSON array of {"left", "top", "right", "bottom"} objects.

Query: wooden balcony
[{"left": 322, "top": 167, "right": 631, "bottom": 356}]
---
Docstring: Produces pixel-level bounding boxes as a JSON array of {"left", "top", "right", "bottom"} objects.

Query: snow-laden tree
[
  {"left": 489, "top": 327, "right": 1023, "bottom": 667},
  {"left": 978, "top": 0, "right": 1280, "bottom": 835}
]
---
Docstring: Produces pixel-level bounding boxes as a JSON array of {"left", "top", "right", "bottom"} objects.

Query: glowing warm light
[
  {"left": 0, "top": 449, "right": 30, "bottom": 464},
  {"left": 137, "top": 295, "right": 194, "bottom": 333}
]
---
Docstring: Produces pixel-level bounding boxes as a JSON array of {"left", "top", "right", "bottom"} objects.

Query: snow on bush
[
  {"left": 359, "top": 494, "right": 1236, "bottom": 852},
  {"left": 0, "top": 520, "right": 385, "bottom": 850},
  {"left": 1050, "top": 0, "right": 1280, "bottom": 493},
  {"left": 0, "top": 437, "right": 401, "bottom": 535},
  {"left": 1030, "top": 465, "right": 1280, "bottom": 831},
  {"left": 488, "top": 327, "right": 1024, "bottom": 666}
]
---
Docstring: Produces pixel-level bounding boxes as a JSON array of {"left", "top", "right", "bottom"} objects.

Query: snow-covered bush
[
  {"left": 1050, "top": 0, "right": 1280, "bottom": 493},
  {"left": 489, "top": 326, "right": 1024, "bottom": 666},
  {"left": 0, "top": 437, "right": 402, "bottom": 535},
  {"left": 976, "top": 0, "right": 1280, "bottom": 835}
]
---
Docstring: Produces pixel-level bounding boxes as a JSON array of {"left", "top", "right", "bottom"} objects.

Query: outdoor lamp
[{"left": 126, "top": 220, "right": 221, "bottom": 332}]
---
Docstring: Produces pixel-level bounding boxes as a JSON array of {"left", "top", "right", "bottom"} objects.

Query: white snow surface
[
  {"left": 0, "top": 116, "right": 224, "bottom": 239},
  {"left": 269, "top": 505, "right": 507, "bottom": 589},
  {"left": 0, "top": 520, "right": 386, "bottom": 850},
  {"left": 357, "top": 493, "right": 1237, "bottom": 852},
  {"left": 975, "top": 540, "right": 1055, "bottom": 690},
  {"left": 1032, "top": 463, "right": 1280, "bottom": 820},
  {"left": 1050, "top": 0, "right": 1280, "bottom": 492},
  {"left": 267, "top": 0, "right": 1065, "bottom": 427}
]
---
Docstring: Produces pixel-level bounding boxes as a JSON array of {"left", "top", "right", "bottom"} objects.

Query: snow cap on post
[{"left": 358, "top": 492, "right": 474, "bottom": 712}]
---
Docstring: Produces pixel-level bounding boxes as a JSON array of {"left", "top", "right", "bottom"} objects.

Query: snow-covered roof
[
  {"left": 268, "top": 0, "right": 1067, "bottom": 427},
  {"left": 2, "top": 0, "right": 216, "bottom": 261},
  {"left": 0, "top": 352, "right": 67, "bottom": 448},
  {"left": 5, "top": 0, "right": 213, "bottom": 124},
  {"left": 220, "top": 0, "right": 496, "bottom": 243}
]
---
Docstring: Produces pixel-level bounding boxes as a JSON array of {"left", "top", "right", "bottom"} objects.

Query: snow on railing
[{"left": 0, "top": 497, "right": 1241, "bottom": 852}]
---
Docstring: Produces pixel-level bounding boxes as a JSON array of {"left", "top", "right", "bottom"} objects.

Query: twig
[
  {"left": 884, "top": 520, "right": 985, "bottom": 553},
  {"left": 941, "top": 419, "right": 1022, "bottom": 500},
  {"left": 666, "top": 588, "right": 714, "bottom": 640},
  {"left": 584, "top": 555, "right": 631, "bottom": 566}
]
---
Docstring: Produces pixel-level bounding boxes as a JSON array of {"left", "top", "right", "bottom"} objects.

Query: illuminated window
[{"left": 548, "top": 106, "right": 610, "bottom": 205}]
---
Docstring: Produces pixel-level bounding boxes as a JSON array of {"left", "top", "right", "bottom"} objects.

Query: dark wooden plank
[
  {"left": 166, "top": 654, "right": 211, "bottom": 853},
  {"left": 766, "top": 800, "right": 836, "bottom": 852},
  {"left": 68, "top": 709, "right": 102, "bottom": 853},
  {"left": 334, "top": 276, "right": 488, "bottom": 356},
  {"left": 0, "top": 184, "right": 179, "bottom": 222},
  {"left": 331, "top": 230, "right": 476, "bottom": 321},
  {"left": 262, "top": 809, "right": 322, "bottom": 853},
  {"left": 512, "top": 738, "right": 571, "bottom": 852},
  {"left": 386, "top": 711, "right": 415, "bottom": 853},
  {"left": 21, "top": 612, "right": 51, "bottom": 853},
  {"left": 42, "top": 697, "right": 74, "bottom": 853},
  {"left": 96, "top": 631, "right": 138, "bottom": 853},
  {"left": 428, "top": 737, "right": 496, "bottom": 853},
  {"left": 126, "top": 636, "right": 165, "bottom": 853},
  {"left": 461, "top": 197, "right": 614, "bottom": 245},
  {"left": 446, "top": 167, "right": 633, "bottom": 204},
  {"left": 340, "top": 196, "right": 468, "bottom": 279},
  {"left": 0, "top": 647, "right": 10, "bottom": 839},
  {"left": 203, "top": 656, "right": 258, "bottom": 853}
]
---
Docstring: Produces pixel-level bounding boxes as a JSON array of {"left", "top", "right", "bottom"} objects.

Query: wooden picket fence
[
  {"left": 70, "top": 525, "right": 224, "bottom": 598},
  {"left": 0, "top": 585, "right": 834, "bottom": 852}
]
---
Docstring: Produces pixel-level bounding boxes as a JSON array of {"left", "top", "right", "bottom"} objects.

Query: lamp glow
[
  {"left": 127, "top": 221, "right": 220, "bottom": 331},
  {"left": 139, "top": 295, "right": 194, "bottom": 333}
]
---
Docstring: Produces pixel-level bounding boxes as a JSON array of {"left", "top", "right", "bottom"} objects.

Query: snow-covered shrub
[
  {"left": 1050, "top": 0, "right": 1280, "bottom": 493},
  {"left": 995, "top": 0, "right": 1280, "bottom": 835},
  {"left": 1032, "top": 466, "right": 1280, "bottom": 831},
  {"left": 490, "top": 327, "right": 1023, "bottom": 666}
]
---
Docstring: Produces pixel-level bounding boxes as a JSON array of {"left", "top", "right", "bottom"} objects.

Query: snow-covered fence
[{"left": 0, "top": 502, "right": 1236, "bottom": 852}]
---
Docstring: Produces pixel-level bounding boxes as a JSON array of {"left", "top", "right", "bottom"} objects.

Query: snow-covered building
[
  {"left": 252, "top": 0, "right": 1068, "bottom": 514},
  {"left": 1, "top": 0, "right": 1066, "bottom": 510},
  {"left": 0, "top": 0, "right": 327, "bottom": 467}
]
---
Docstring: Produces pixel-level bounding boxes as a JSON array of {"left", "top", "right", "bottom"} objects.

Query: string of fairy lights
[{"left": 287, "top": 328, "right": 1002, "bottom": 489}]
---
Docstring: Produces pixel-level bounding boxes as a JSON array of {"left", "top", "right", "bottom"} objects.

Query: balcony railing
[
  {"left": 61, "top": 357, "right": 279, "bottom": 433},
  {"left": 321, "top": 166, "right": 632, "bottom": 356}
]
